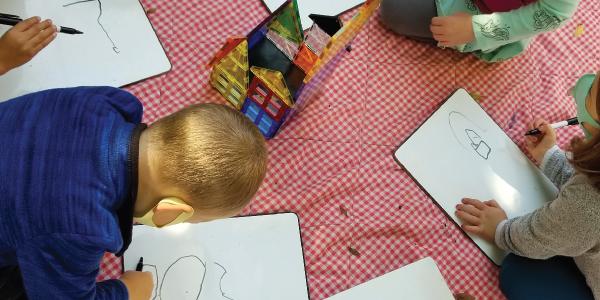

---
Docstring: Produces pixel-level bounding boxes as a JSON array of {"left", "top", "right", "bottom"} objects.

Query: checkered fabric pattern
[{"left": 100, "top": 1, "right": 600, "bottom": 299}]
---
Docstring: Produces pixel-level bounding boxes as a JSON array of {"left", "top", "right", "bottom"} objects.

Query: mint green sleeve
[{"left": 465, "top": 0, "right": 579, "bottom": 58}]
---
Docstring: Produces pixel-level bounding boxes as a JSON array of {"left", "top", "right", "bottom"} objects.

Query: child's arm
[
  {"left": 525, "top": 118, "right": 574, "bottom": 188},
  {"left": 495, "top": 177, "right": 599, "bottom": 259},
  {"left": 17, "top": 233, "right": 152, "bottom": 300},
  {"left": 431, "top": 0, "right": 579, "bottom": 60},
  {"left": 0, "top": 16, "right": 57, "bottom": 75},
  {"left": 456, "top": 179, "right": 599, "bottom": 260},
  {"left": 469, "top": 0, "right": 579, "bottom": 51}
]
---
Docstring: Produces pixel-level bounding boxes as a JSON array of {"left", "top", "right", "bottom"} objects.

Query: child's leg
[
  {"left": 500, "top": 254, "right": 594, "bottom": 300},
  {"left": 380, "top": 0, "right": 436, "bottom": 41}
]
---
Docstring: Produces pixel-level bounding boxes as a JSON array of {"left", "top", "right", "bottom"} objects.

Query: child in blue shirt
[{"left": 0, "top": 87, "right": 268, "bottom": 299}]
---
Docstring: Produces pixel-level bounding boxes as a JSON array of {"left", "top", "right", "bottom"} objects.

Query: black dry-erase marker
[
  {"left": 0, "top": 13, "right": 83, "bottom": 34},
  {"left": 135, "top": 257, "right": 144, "bottom": 271},
  {"left": 525, "top": 117, "right": 579, "bottom": 136}
]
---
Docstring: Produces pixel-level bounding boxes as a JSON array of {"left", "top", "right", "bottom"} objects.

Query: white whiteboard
[
  {"left": 124, "top": 213, "right": 309, "bottom": 300},
  {"left": 394, "top": 89, "right": 558, "bottom": 265},
  {"left": 324, "top": 257, "right": 454, "bottom": 300},
  {"left": 0, "top": 0, "right": 170, "bottom": 102},
  {"left": 263, "top": 0, "right": 365, "bottom": 30}
]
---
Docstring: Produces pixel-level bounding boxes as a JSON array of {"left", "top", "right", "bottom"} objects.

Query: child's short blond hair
[{"left": 150, "top": 103, "right": 267, "bottom": 212}]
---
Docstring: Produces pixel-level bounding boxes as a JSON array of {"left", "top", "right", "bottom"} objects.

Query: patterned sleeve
[
  {"left": 466, "top": 0, "right": 579, "bottom": 53},
  {"left": 540, "top": 145, "right": 575, "bottom": 188}
]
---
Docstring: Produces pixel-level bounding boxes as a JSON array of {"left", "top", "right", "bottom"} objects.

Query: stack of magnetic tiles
[{"left": 208, "top": 0, "right": 380, "bottom": 139}]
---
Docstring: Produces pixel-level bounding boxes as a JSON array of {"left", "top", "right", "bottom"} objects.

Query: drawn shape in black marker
[
  {"left": 159, "top": 255, "right": 207, "bottom": 300},
  {"left": 465, "top": 129, "right": 491, "bottom": 160},
  {"left": 214, "top": 262, "right": 234, "bottom": 300},
  {"left": 448, "top": 111, "right": 493, "bottom": 160},
  {"left": 63, "top": 0, "right": 120, "bottom": 53}
]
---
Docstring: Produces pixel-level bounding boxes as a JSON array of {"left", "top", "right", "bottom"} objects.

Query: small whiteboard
[
  {"left": 262, "top": 0, "right": 365, "bottom": 30},
  {"left": 394, "top": 89, "right": 558, "bottom": 265},
  {"left": 124, "top": 213, "right": 309, "bottom": 300},
  {"left": 324, "top": 257, "right": 454, "bottom": 300},
  {"left": 0, "top": 0, "right": 171, "bottom": 102}
]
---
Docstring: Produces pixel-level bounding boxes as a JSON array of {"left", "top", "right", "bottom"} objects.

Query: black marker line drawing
[
  {"left": 214, "top": 262, "right": 234, "bottom": 300},
  {"left": 63, "top": 0, "right": 120, "bottom": 53},
  {"left": 158, "top": 255, "right": 207, "bottom": 300},
  {"left": 465, "top": 129, "right": 491, "bottom": 159},
  {"left": 449, "top": 111, "right": 492, "bottom": 160}
]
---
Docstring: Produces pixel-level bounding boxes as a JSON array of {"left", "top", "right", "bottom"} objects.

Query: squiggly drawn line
[
  {"left": 63, "top": 0, "right": 120, "bottom": 53},
  {"left": 158, "top": 255, "right": 207, "bottom": 300},
  {"left": 214, "top": 262, "right": 234, "bottom": 300}
]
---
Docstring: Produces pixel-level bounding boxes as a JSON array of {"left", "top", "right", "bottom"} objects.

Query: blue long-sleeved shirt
[{"left": 0, "top": 87, "right": 144, "bottom": 299}]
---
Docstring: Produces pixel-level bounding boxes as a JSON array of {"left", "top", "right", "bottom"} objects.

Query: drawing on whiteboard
[
  {"left": 63, "top": 0, "right": 120, "bottom": 53},
  {"left": 141, "top": 255, "right": 235, "bottom": 300},
  {"left": 448, "top": 111, "right": 492, "bottom": 160},
  {"left": 214, "top": 262, "right": 234, "bottom": 300},
  {"left": 158, "top": 255, "right": 207, "bottom": 300}
]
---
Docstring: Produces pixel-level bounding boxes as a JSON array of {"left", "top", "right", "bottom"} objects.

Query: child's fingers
[
  {"left": 533, "top": 118, "right": 548, "bottom": 129},
  {"left": 31, "top": 31, "right": 57, "bottom": 55},
  {"left": 456, "top": 210, "right": 481, "bottom": 225},
  {"left": 26, "top": 25, "right": 57, "bottom": 51},
  {"left": 430, "top": 25, "right": 447, "bottom": 36},
  {"left": 525, "top": 135, "right": 538, "bottom": 145},
  {"left": 484, "top": 200, "right": 500, "bottom": 208},
  {"left": 456, "top": 204, "right": 481, "bottom": 217},
  {"left": 461, "top": 198, "right": 486, "bottom": 209},
  {"left": 23, "top": 19, "right": 53, "bottom": 39},
  {"left": 431, "top": 17, "right": 445, "bottom": 26},
  {"left": 13, "top": 16, "right": 41, "bottom": 32},
  {"left": 462, "top": 224, "right": 482, "bottom": 234}
]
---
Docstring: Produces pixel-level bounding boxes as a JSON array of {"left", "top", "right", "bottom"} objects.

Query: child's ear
[{"left": 153, "top": 198, "right": 194, "bottom": 226}]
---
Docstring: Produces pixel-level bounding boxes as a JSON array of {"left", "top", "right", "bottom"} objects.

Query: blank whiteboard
[
  {"left": 124, "top": 213, "right": 309, "bottom": 300},
  {"left": 394, "top": 89, "right": 558, "bottom": 265},
  {"left": 0, "top": 0, "right": 171, "bottom": 102},
  {"left": 262, "top": 0, "right": 365, "bottom": 30},
  {"left": 324, "top": 257, "right": 454, "bottom": 300}
]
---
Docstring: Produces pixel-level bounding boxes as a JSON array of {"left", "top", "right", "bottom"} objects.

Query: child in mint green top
[{"left": 380, "top": 0, "right": 580, "bottom": 62}]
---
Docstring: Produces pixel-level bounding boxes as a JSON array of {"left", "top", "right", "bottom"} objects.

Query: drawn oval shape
[
  {"left": 448, "top": 111, "right": 492, "bottom": 160},
  {"left": 159, "top": 255, "right": 207, "bottom": 300}
]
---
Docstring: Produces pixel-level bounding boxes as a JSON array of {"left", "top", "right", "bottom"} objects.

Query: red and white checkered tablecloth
[{"left": 97, "top": 1, "right": 600, "bottom": 299}]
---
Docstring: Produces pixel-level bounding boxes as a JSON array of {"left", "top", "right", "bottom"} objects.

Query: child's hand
[
  {"left": 0, "top": 16, "right": 57, "bottom": 75},
  {"left": 455, "top": 198, "right": 507, "bottom": 243},
  {"left": 430, "top": 13, "right": 475, "bottom": 47},
  {"left": 119, "top": 271, "right": 154, "bottom": 300},
  {"left": 525, "top": 118, "right": 557, "bottom": 164}
]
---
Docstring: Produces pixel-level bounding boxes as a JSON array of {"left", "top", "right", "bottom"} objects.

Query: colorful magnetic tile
[
  {"left": 247, "top": 75, "right": 290, "bottom": 122},
  {"left": 304, "top": 23, "right": 331, "bottom": 56},
  {"left": 294, "top": 44, "right": 319, "bottom": 75},
  {"left": 267, "top": 0, "right": 303, "bottom": 44},
  {"left": 266, "top": 30, "right": 300, "bottom": 61},
  {"left": 250, "top": 66, "right": 294, "bottom": 107},
  {"left": 241, "top": 98, "right": 282, "bottom": 139},
  {"left": 209, "top": 39, "right": 249, "bottom": 109},
  {"left": 207, "top": 36, "right": 246, "bottom": 67},
  {"left": 306, "top": 0, "right": 381, "bottom": 82}
]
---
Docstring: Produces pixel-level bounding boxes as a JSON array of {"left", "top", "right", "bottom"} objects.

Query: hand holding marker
[
  {"left": 0, "top": 13, "right": 82, "bottom": 34},
  {"left": 525, "top": 117, "right": 579, "bottom": 136}
]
